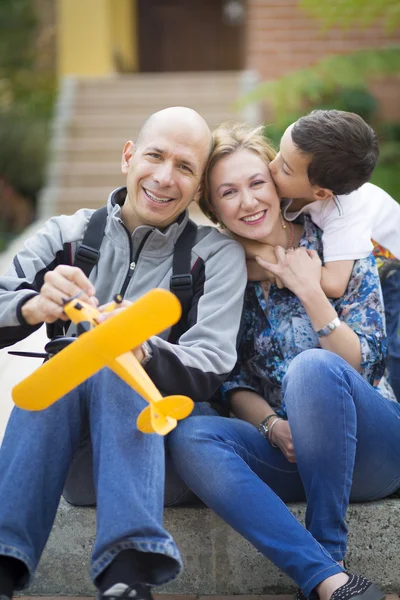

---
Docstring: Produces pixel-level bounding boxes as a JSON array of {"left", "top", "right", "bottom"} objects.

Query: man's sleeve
[
  {"left": 145, "top": 237, "right": 247, "bottom": 402},
  {"left": 0, "top": 217, "right": 71, "bottom": 348}
]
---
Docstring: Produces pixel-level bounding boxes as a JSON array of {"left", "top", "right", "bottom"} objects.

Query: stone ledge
[{"left": 25, "top": 498, "right": 400, "bottom": 596}]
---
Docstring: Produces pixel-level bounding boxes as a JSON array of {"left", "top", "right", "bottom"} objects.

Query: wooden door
[{"left": 138, "top": 0, "right": 245, "bottom": 72}]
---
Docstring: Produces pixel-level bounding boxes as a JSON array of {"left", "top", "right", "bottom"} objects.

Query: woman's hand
[
  {"left": 256, "top": 246, "right": 322, "bottom": 297},
  {"left": 270, "top": 419, "right": 296, "bottom": 463}
]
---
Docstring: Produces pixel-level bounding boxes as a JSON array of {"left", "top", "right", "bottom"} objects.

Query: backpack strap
[
  {"left": 48, "top": 209, "right": 198, "bottom": 343},
  {"left": 46, "top": 206, "right": 108, "bottom": 339},
  {"left": 169, "top": 219, "right": 198, "bottom": 344},
  {"left": 73, "top": 205, "right": 108, "bottom": 277}
]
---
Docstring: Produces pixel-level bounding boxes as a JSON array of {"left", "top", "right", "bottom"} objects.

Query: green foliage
[
  {"left": 371, "top": 163, "right": 400, "bottom": 202},
  {"left": 236, "top": 47, "right": 400, "bottom": 127},
  {"left": 0, "top": 113, "right": 49, "bottom": 201},
  {"left": 0, "top": 0, "right": 56, "bottom": 217},
  {"left": 0, "top": 0, "right": 36, "bottom": 74},
  {"left": 300, "top": 0, "right": 400, "bottom": 33}
]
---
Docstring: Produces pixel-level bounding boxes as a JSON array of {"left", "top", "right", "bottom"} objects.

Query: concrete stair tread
[
  {"left": 70, "top": 112, "right": 237, "bottom": 127},
  {"left": 76, "top": 72, "right": 242, "bottom": 86},
  {"left": 28, "top": 498, "right": 400, "bottom": 596}
]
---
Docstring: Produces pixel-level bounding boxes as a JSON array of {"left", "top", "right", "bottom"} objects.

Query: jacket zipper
[{"left": 119, "top": 222, "right": 152, "bottom": 298}]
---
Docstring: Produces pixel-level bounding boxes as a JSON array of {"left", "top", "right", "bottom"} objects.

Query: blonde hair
[{"left": 199, "top": 122, "right": 277, "bottom": 225}]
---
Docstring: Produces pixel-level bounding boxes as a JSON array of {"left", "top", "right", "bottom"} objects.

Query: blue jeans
[
  {"left": 382, "top": 268, "right": 400, "bottom": 401},
  {"left": 168, "top": 350, "right": 400, "bottom": 596},
  {"left": 0, "top": 368, "right": 182, "bottom": 590}
]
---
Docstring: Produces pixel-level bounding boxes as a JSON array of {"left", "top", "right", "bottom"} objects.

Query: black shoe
[
  {"left": 330, "top": 573, "right": 385, "bottom": 600},
  {"left": 296, "top": 573, "right": 385, "bottom": 600},
  {"left": 0, "top": 595, "right": 12, "bottom": 600},
  {"left": 97, "top": 583, "right": 153, "bottom": 600}
]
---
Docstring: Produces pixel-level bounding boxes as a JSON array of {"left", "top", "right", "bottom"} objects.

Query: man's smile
[{"left": 143, "top": 187, "right": 175, "bottom": 204}]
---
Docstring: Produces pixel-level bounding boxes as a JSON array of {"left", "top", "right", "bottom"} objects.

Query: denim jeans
[
  {"left": 0, "top": 368, "right": 182, "bottom": 590},
  {"left": 168, "top": 349, "right": 400, "bottom": 597},
  {"left": 382, "top": 268, "right": 400, "bottom": 401},
  {"left": 62, "top": 401, "right": 215, "bottom": 508}
]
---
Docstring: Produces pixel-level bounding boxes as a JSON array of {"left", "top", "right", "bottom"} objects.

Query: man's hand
[
  {"left": 21, "top": 265, "right": 98, "bottom": 326},
  {"left": 96, "top": 298, "right": 132, "bottom": 322},
  {"left": 270, "top": 419, "right": 296, "bottom": 463}
]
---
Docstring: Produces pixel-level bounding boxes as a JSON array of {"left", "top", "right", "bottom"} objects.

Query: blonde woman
[{"left": 169, "top": 123, "right": 400, "bottom": 600}]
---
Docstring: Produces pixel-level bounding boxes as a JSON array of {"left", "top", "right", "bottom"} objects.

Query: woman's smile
[{"left": 241, "top": 210, "right": 267, "bottom": 224}]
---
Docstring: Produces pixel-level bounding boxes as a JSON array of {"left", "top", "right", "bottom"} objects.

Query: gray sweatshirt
[{"left": 0, "top": 188, "right": 247, "bottom": 402}]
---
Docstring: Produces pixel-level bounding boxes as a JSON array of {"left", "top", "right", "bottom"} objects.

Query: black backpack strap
[
  {"left": 73, "top": 205, "right": 108, "bottom": 277},
  {"left": 169, "top": 219, "right": 198, "bottom": 343},
  {"left": 47, "top": 206, "right": 108, "bottom": 339}
]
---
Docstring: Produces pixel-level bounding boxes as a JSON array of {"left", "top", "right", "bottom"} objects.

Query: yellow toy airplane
[{"left": 12, "top": 289, "right": 194, "bottom": 435}]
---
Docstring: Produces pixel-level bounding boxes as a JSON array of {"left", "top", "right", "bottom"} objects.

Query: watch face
[{"left": 258, "top": 423, "right": 268, "bottom": 437}]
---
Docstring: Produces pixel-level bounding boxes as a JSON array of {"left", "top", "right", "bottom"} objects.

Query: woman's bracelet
[
  {"left": 315, "top": 316, "right": 341, "bottom": 337},
  {"left": 267, "top": 417, "right": 283, "bottom": 448}
]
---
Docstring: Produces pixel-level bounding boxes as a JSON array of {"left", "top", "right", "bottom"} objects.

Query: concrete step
[
  {"left": 76, "top": 72, "right": 242, "bottom": 92},
  {"left": 57, "top": 163, "right": 125, "bottom": 187},
  {"left": 27, "top": 498, "right": 400, "bottom": 596},
  {"left": 59, "top": 138, "right": 142, "bottom": 162},
  {"left": 67, "top": 114, "right": 238, "bottom": 139},
  {"left": 74, "top": 95, "right": 240, "bottom": 111}
]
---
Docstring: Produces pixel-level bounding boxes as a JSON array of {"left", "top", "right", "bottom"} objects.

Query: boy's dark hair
[{"left": 291, "top": 109, "right": 379, "bottom": 195}]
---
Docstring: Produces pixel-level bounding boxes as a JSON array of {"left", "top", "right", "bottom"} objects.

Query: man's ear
[
  {"left": 121, "top": 141, "right": 135, "bottom": 174},
  {"left": 312, "top": 185, "right": 333, "bottom": 202},
  {"left": 193, "top": 185, "right": 202, "bottom": 204}
]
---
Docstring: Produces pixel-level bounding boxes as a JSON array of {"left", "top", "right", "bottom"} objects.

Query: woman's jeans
[
  {"left": 0, "top": 368, "right": 183, "bottom": 590},
  {"left": 169, "top": 349, "right": 400, "bottom": 596},
  {"left": 382, "top": 268, "right": 400, "bottom": 401}
]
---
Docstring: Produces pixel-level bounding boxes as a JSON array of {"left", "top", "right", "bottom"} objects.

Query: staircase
[{"left": 39, "top": 72, "right": 244, "bottom": 224}]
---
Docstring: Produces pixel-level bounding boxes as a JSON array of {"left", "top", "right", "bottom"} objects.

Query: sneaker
[
  {"left": 330, "top": 573, "right": 385, "bottom": 600},
  {"left": 97, "top": 583, "right": 153, "bottom": 600}
]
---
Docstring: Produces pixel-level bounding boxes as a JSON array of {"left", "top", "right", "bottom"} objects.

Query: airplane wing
[{"left": 12, "top": 289, "right": 181, "bottom": 411}]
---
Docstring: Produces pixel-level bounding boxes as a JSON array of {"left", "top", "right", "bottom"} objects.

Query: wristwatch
[
  {"left": 316, "top": 316, "right": 341, "bottom": 337},
  {"left": 258, "top": 414, "right": 278, "bottom": 438}
]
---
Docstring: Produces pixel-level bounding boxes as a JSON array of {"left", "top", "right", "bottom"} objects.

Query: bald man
[{"left": 0, "top": 108, "right": 247, "bottom": 600}]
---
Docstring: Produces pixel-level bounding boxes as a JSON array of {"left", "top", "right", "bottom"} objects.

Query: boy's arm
[{"left": 321, "top": 260, "right": 355, "bottom": 298}]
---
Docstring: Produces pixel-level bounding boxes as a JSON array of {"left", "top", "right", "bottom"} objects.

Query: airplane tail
[{"left": 137, "top": 395, "right": 194, "bottom": 435}]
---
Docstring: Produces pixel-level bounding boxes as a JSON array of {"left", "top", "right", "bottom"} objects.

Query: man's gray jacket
[{"left": 0, "top": 188, "right": 247, "bottom": 403}]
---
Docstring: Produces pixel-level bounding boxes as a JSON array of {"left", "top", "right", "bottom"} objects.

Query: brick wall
[{"left": 245, "top": 0, "right": 400, "bottom": 120}]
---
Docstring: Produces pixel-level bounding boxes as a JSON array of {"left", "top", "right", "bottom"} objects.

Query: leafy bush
[{"left": 0, "top": 0, "right": 56, "bottom": 245}]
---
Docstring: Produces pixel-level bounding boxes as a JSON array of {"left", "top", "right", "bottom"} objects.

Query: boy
[{"left": 247, "top": 110, "right": 400, "bottom": 399}]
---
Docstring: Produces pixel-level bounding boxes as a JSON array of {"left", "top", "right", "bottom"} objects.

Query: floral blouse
[{"left": 223, "top": 217, "right": 396, "bottom": 416}]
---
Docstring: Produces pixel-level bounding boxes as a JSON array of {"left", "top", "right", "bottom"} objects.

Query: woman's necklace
[
  {"left": 262, "top": 220, "right": 295, "bottom": 295},
  {"left": 283, "top": 220, "right": 295, "bottom": 249}
]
